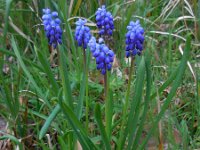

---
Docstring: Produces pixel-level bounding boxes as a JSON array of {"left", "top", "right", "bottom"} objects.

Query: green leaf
[
  {"left": 0, "top": 48, "right": 42, "bottom": 70},
  {"left": 65, "top": 20, "right": 79, "bottom": 73},
  {"left": 0, "top": 134, "right": 23, "bottom": 149},
  {"left": 132, "top": 50, "right": 152, "bottom": 149},
  {"left": 3, "top": 0, "right": 12, "bottom": 48},
  {"left": 11, "top": 37, "right": 51, "bottom": 108},
  {"left": 95, "top": 104, "right": 111, "bottom": 150},
  {"left": 39, "top": 104, "right": 61, "bottom": 140},
  {"left": 150, "top": 69, "right": 178, "bottom": 100},
  {"left": 118, "top": 57, "right": 146, "bottom": 149},
  {"left": 126, "top": 57, "right": 146, "bottom": 150},
  {"left": 139, "top": 35, "right": 191, "bottom": 149},
  {"left": 58, "top": 136, "right": 68, "bottom": 149},
  {"left": 36, "top": 47, "right": 59, "bottom": 95},
  {"left": 61, "top": 102, "right": 96, "bottom": 150},
  {"left": 59, "top": 46, "right": 73, "bottom": 108}
]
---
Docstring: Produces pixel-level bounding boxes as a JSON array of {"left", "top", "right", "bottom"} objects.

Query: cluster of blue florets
[
  {"left": 95, "top": 5, "right": 114, "bottom": 36},
  {"left": 88, "top": 37, "right": 114, "bottom": 75},
  {"left": 42, "top": 8, "right": 62, "bottom": 48},
  {"left": 41, "top": 6, "right": 145, "bottom": 75},
  {"left": 75, "top": 19, "right": 91, "bottom": 49},
  {"left": 125, "top": 20, "right": 144, "bottom": 57}
]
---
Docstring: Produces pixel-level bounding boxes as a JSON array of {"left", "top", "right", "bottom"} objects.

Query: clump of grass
[{"left": 0, "top": 0, "right": 199, "bottom": 149}]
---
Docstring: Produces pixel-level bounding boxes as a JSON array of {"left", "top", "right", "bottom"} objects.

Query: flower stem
[
  {"left": 118, "top": 56, "right": 134, "bottom": 149},
  {"left": 104, "top": 72, "right": 108, "bottom": 97},
  {"left": 83, "top": 49, "right": 89, "bottom": 133},
  {"left": 124, "top": 57, "right": 134, "bottom": 118},
  {"left": 104, "top": 71, "right": 112, "bottom": 139},
  {"left": 104, "top": 72, "right": 108, "bottom": 134}
]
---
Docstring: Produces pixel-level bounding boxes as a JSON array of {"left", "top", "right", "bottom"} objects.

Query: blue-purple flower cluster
[
  {"left": 95, "top": 5, "right": 114, "bottom": 36},
  {"left": 75, "top": 19, "right": 91, "bottom": 49},
  {"left": 42, "top": 8, "right": 62, "bottom": 48},
  {"left": 125, "top": 20, "right": 144, "bottom": 57},
  {"left": 41, "top": 6, "right": 145, "bottom": 75},
  {"left": 88, "top": 37, "right": 114, "bottom": 75}
]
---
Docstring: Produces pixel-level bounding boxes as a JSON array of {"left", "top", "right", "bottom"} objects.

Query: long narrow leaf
[
  {"left": 36, "top": 48, "right": 59, "bottom": 95},
  {"left": 119, "top": 57, "right": 145, "bottom": 149},
  {"left": 0, "top": 48, "right": 42, "bottom": 70},
  {"left": 76, "top": 72, "right": 86, "bottom": 119},
  {"left": 126, "top": 57, "right": 146, "bottom": 150},
  {"left": 0, "top": 135, "right": 23, "bottom": 149},
  {"left": 3, "top": 0, "right": 12, "bottom": 47},
  {"left": 139, "top": 35, "right": 191, "bottom": 149},
  {"left": 11, "top": 37, "right": 51, "bottom": 108},
  {"left": 59, "top": 47, "right": 73, "bottom": 108},
  {"left": 61, "top": 102, "right": 96, "bottom": 149},
  {"left": 95, "top": 104, "right": 111, "bottom": 150},
  {"left": 132, "top": 50, "right": 152, "bottom": 149},
  {"left": 39, "top": 104, "right": 61, "bottom": 139}
]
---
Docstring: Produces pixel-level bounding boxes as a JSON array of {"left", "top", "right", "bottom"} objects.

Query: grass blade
[
  {"left": 39, "top": 104, "right": 61, "bottom": 139},
  {"left": 0, "top": 134, "right": 23, "bottom": 149},
  {"left": 0, "top": 48, "right": 42, "bottom": 70},
  {"left": 11, "top": 37, "right": 51, "bottom": 108},
  {"left": 118, "top": 57, "right": 145, "bottom": 149},
  {"left": 3, "top": 0, "right": 12, "bottom": 47},
  {"left": 36, "top": 47, "right": 59, "bottom": 95},
  {"left": 58, "top": 135, "right": 68, "bottom": 149},
  {"left": 72, "top": 0, "right": 82, "bottom": 16},
  {"left": 61, "top": 102, "right": 96, "bottom": 149},
  {"left": 132, "top": 50, "right": 152, "bottom": 149},
  {"left": 76, "top": 67, "right": 86, "bottom": 119},
  {"left": 139, "top": 35, "right": 191, "bottom": 149},
  {"left": 95, "top": 104, "right": 111, "bottom": 150},
  {"left": 150, "top": 69, "right": 178, "bottom": 100},
  {"left": 126, "top": 57, "right": 146, "bottom": 150},
  {"left": 59, "top": 46, "right": 73, "bottom": 108}
]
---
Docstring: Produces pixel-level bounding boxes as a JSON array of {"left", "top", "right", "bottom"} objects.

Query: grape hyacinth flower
[
  {"left": 75, "top": 19, "right": 91, "bottom": 49},
  {"left": 95, "top": 5, "right": 114, "bottom": 36},
  {"left": 42, "top": 8, "right": 62, "bottom": 48},
  {"left": 125, "top": 20, "right": 145, "bottom": 58},
  {"left": 88, "top": 37, "right": 114, "bottom": 75}
]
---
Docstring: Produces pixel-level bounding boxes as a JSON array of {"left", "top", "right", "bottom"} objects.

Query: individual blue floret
[
  {"left": 125, "top": 20, "right": 144, "bottom": 57},
  {"left": 95, "top": 5, "right": 114, "bottom": 36},
  {"left": 75, "top": 19, "right": 91, "bottom": 49},
  {"left": 42, "top": 8, "right": 62, "bottom": 48},
  {"left": 88, "top": 37, "right": 114, "bottom": 75}
]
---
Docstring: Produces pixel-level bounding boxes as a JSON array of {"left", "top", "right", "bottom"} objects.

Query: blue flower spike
[
  {"left": 88, "top": 37, "right": 114, "bottom": 75},
  {"left": 42, "top": 8, "right": 63, "bottom": 48},
  {"left": 75, "top": 19, "right": 92, "bottom": 49},
  {"left": 125, "top": 20, "right": 145, "bottom": 58},
  {"left": 95, "top": 5, "right": 114, "bottom": 36}
]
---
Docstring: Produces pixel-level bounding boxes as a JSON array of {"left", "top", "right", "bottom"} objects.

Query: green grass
[{"left": 0, "top": 0, "right": 199, "bottom": 149}]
